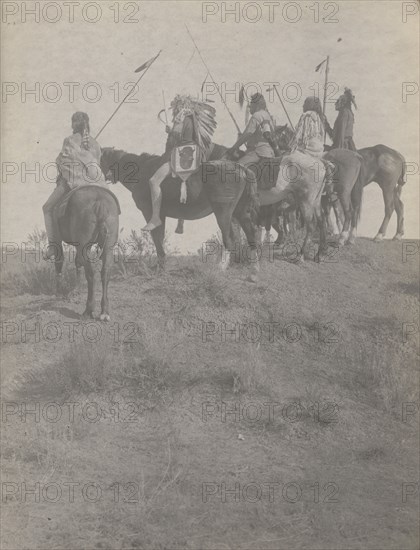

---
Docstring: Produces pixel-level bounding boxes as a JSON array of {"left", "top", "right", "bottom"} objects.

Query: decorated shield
[{"left": 170, "top": 143, "right": 200, "bottom": 181}]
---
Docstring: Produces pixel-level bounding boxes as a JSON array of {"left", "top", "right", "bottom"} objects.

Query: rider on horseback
[
  {"left": 227, "top": 93, "right": 280, "bottom": 166},
  {"left": 291, "top": 96, "right": 325, "bottom": 157},
  {"left": 143, "top": 95, "right": 216, "bottom": 232},
  {"left": 43, "top": 112, "right": 105, "bottom": 259}
]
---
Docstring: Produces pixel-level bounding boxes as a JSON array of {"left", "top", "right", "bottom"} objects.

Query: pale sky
[{"left": 1, "top": 0, "right": 419, "bottom": 249}]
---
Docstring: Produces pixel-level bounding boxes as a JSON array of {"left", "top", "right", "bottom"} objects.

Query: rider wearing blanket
[
  {"left": 291, "top": 96, "right": 325, "bottom": 158},
  {"left": 227, "top": 93, "right": 280, "bottom": 166},
  {"left": 43, "top": 112, "right": 105, "bottom": 259},
  {"left": 330, "top": 87, "right": 357, "bottom": 151},
  {"left": 269, "top": 96, "right": 328, "bottom": 197},
  {"left": 143, "top": 95, "right": 216, "bottom": 232}
]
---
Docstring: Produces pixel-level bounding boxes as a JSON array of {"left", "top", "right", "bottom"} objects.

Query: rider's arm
[
  {"left": 263, "top": 131, "right": 280, "bottom": 156},
  {"left": 230, "top": 131, "right": 253, "bottom": 151},
  {"left": 228, "top": 115, "right": 256, "bottom": 152},
  {"left": 324, "top": 117, "right": 334, "bottom": 140}
]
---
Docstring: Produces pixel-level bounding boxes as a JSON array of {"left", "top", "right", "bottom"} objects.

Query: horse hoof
[
  {"left": 82, "top": 310, "right": 96, "bottom": 319},
  {"left": 373, "top": 234, "right": 384, "bottom": 242},
  {"left": 347, "top": 238, "right": 356, "bottom": 246},
  {"left": 99, "top": 313, "right": 110, "bottom": 322},
  {"left": 297, "top": 255, "right": 305, "bottom": 264},
  {"left": 393, "top": 233, "right": 403, "bottom": 241},
  {"left": 175, "top": 228, "right": 184, "bottom": 235},
  {"left": 338, "top": 238, "right": 346, "bottom": 246},
  {"left": 247, "top": 273, "right": 258, "bottom": 283}
]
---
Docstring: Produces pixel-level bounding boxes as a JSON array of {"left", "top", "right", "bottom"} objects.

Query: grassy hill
[{"left": 1, "top": 235, "right": 419, "bottom": 549}]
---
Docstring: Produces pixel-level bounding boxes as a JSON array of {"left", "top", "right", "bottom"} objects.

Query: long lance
[
  {"left": 95, "top": 50, "right": 162, "bottom": 140},
  {"left": 268, "top": 85, "right": 295, "bottom": 131},
  {"left": 162, "top": 90, "right": 169, "bottom": 125},
  {"left": 322, "top": 55, "right": 330, "bottom": 144},
  {"left": 185, "top": 25, "right": 242, "bottom": 135},
  {"left": 322, "top": 55, "right": 330, "bottom": 116}
]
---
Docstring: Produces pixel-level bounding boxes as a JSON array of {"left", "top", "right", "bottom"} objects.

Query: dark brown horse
[
  {"left": 54, "top": 186, "right": 120, "bottom": 320},
  {"left": 100, "top": 148, "right": 260, "bottom": 279},
  {"left": 357, "top": 145, "right": 406, "bottom": 241},
  {"left": 175, "top": 126, "right": 293, "bottom": 237}
]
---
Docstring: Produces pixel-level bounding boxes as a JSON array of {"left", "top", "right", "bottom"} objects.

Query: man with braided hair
[
  {"left": 227, "top": 93, "right": 280, "bottom": 167},
  {"left": 43, "top": 112, "right": 105, "bottom": 259},
  {"left": 143, "top": 94, "right": 216, "bottom": 231},
  {"left": 331, "top": 87, "right": 357, "bottom": 150},
  {"left": 291, "top": 96, "right": 326, "bottom": 157}
]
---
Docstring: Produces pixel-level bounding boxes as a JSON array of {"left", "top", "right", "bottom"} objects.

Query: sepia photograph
[{"left": 1, "top": 1, "right": 419, "bottom": 548}]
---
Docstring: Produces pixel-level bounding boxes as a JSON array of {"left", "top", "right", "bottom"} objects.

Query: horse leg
[
  {"left": 273, "top": 217, "right": 284, "bottom": 245},
  {"left": 315, "top": 203, "right": 328, "bottom": 261},
  {"left": 284, "top": 209, "right": 298, "bottom": 246},
  {"left": 175, "top": 219, "right": 185, "bottom": 234},
  {"left": 82, "top": 258, "right": 96, "bottom": 319},
  {"left": 53, "top": 242, "right": 64, "bottom": 294},
  {"left": 321, "top": 196, "right": 332, "bottom": 235},
  {"left": 151, "top": 216, "right": 166, "bottom": 270},
  {"left": 348, "top": 182, "right": 363, "bottom": 245},
  {"left": 299, "top": 203, "right": 315, "bottom": 261},
  {"left": 98, "top": 248, "right": 112, "bottom": 322},
  {"left": 338, "top": 191, "right": 352, "bottom": 246},
  {"left": 393, "top": 185, "right": 405, "bottom": 240},
  {"left": 256, "top": 225, "right": 263, "bottom": 245},
  {"left": 212, "top": 205, "right": 236, "bottom": 271},
  {"left": 230, "top": 220, "right": 242, "bottom": 263},
  {"left": 374, "top": 182, "right": 395, "bottom": 241},
  {"left": 333, "top": 201, "right": 344, "bottom": 233},
  {"left": 235, "top": 209, "right": 260, "bottom": 283},
  {"left": 264, "top": 208, "right": 273, "bottom": 243}
]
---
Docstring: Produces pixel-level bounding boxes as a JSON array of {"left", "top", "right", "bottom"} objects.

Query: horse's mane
[{"left": 102, "top": 146, "right": 159, "bottom": 163}]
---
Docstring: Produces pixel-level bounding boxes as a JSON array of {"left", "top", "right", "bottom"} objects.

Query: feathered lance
[
  {"left": 95, "top": 51, "right": 162, "bottom": 140},
  {"left": 185, "top": 25, "right": 242, "bottom": 136}
]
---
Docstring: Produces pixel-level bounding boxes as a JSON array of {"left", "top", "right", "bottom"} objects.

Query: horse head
[
  {"left": 275, "top": 125, "right": 294, "bottom": 151},
  {"left": 100, "top": 147, "right": 126, "bottom": 183}
]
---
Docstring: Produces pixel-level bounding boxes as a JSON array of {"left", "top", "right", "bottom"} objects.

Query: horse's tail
[
  {"left": 92, "top": 199, "right": 111, "bottom": 255},
  {"left": 354, "top": 162, "right": 364, "bottom": 226},
  {"left": 398, "top": 157, "right": 406, "bottom": 187},
  {"left": 242, "top": 166, "right": 260, "bottom": 224}
]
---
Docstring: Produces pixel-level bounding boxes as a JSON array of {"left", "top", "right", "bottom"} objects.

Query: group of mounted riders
[{"left": 43, "top": 86, "right": 358, "bottom": 259}]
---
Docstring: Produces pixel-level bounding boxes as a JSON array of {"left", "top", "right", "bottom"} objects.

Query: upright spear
[
  {"left": 322, "top": 55, "right": 330, "bottom": 117},
  {"left": 185, "top": 25, "right": 242, "bottom": 135},
  {"left": 95, "top": 50, "right": 162, "bottom": 140},
  {"left": 162, "top": 89, "right": 169, "bottom": 126},
  {"left": 267, "top": 85, "right": 295, "bottom": 130},
  {"left": 322, "top": 56, "right": 330, "bottom": 143}
]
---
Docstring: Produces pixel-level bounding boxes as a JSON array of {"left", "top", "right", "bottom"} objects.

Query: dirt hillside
[{"left": 1, "top": 236, "right": 419, "bottom": 549}]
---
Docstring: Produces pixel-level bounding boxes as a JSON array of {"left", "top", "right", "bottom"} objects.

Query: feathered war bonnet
[{"left": 170, "top": 94, "right": 217, "bottom": 155}]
